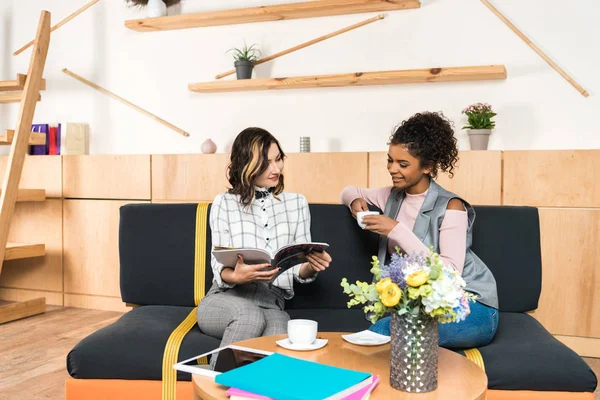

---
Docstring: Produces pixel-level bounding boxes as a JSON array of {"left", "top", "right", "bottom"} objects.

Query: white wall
[{"left": 0, "top": 0, "right": 598, "bottom": 155}]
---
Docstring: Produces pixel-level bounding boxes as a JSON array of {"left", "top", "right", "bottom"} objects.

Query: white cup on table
[{"left": 287, "top": 319, "right": 318, "bottom": 345}]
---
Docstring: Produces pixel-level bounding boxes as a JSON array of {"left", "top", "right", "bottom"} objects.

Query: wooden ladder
[{"left": 0, "top": 11, "right": 51, "bottom": 324}]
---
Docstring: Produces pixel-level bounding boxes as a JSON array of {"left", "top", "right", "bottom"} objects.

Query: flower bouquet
[{"left": 341, "top": 249, "right": 476, "bottom": 392}]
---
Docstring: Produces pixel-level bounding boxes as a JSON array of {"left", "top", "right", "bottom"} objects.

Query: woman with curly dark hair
[
  {"left": 198, "top": 127, "right": 332, "bottom": 366},
  {"left": 340, "top": 111, "right": 498, "bottom": 348}
]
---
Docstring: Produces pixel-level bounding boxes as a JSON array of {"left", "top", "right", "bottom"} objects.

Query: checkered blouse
[{"left": 209, "top": 190, "right": 316, "bottom": 299}]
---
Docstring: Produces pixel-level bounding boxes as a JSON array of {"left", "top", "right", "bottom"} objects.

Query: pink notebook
[{"left": 226, "top": 375, "right": 380, "bottom": 400}]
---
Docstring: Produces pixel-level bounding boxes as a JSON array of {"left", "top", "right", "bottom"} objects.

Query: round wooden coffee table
[{"left": 193, "top": 332, "right": 487, "bottom": 400}]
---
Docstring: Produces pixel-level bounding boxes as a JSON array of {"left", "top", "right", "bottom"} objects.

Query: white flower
[
  {"left": 421, "top": 268, "right": 465, "bottom": 313},
  {"left": 402, "top": 260, "right": 430, "bottom": 277}
]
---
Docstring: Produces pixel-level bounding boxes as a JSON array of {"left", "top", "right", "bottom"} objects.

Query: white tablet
[{"left": 173, "top": 345, "right": 273, "bottom": 378}]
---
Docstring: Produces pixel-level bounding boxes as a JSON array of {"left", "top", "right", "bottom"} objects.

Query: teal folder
[{"left": 214, "top": 353, "right": 371, "bottom": 400}]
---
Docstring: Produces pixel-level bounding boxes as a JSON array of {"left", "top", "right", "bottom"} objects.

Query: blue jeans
[{"left": 368, "top": 301, "right": 499, "bottom": 349}]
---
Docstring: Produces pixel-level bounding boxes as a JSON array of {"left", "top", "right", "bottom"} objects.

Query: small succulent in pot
[{"left": 227, "top": 42, "right": 261, "bottom": 80}]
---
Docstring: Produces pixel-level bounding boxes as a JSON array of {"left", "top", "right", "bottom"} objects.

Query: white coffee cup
[
  {"left": 357, "top": 211, "right": 380, "bottom": 229},
  {"left": 287, "top": 319, "right": 318, "bottom": 345}
]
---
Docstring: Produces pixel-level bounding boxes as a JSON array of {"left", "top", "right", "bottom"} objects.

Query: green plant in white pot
[
  {"left": 126, "top": 0, "right": 180, "bottom": 18},
  {"left": 461, "top": 103, "right": 497, "bottom": 150},
  {"left": 228, "top": 42, "right": 261, "bottom": 80}
]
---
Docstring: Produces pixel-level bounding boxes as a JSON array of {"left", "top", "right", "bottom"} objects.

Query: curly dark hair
[
  {"left": 227, "top": 127, "right": 285, "bottom": 207},
  {"left": 388, "top": 111, "right": 459, "bottom": 178}
]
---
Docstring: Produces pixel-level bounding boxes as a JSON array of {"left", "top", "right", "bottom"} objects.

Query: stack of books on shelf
[
  {"left": 29, "top": 122, "right": 88, "bottom": 155},
  {"left": 215, "top": 353, "right": 379, "bottom": 400}
]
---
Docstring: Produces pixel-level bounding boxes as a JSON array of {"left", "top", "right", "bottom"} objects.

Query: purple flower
[{"left": 380, "top": 252, "right": 407, "bottom": 289}]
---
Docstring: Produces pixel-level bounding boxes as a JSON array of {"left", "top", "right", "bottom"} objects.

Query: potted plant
[
  {"left": 125, "top": 0, "right": 180, "bottom": 18},
  {"left": 228, "top": 42, "right": 261, "bottom": 80},
  {"left": 461, "top": 102, "right": 497, "bottom": 150}
]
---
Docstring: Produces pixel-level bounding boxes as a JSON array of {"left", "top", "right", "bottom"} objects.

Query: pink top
[{"left": 341, "top": 186, "right": 468, "bottom": 273}]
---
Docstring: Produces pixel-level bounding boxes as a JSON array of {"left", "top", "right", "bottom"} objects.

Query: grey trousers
[{"left": 197, "top": 284, "right": 290, "bottom": 368}]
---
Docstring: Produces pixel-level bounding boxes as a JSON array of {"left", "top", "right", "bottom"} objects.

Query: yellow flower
[
  {"left": 381, "top": 283, "right": 402, "bottom": 307},
  {"left": 406, "top": 270, "right": 429, "bottom": 287},
  {"left": 376, "top": 278, "right": 392, "bottom": 293}
]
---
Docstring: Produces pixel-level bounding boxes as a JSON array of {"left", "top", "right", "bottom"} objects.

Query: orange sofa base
[
  {"left": 65, "top": 378, "right": 595, "bottom": 400},
  {"left": 487, "top": 390, "right": 594, "bottom": 400},
  {"left": 65, "top": 378, "right": 192, "bottom": 400}
]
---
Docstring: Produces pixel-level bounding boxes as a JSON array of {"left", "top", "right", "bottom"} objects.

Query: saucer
[
  {"left": 276, "top": 338, "right": 328, "bottom": 351},
  {"left": 342, "top": 330, "right": 391, "bottom": 346}
]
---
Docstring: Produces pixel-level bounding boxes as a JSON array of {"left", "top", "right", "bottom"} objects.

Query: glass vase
[{"left": 390, "top": 312, "right": 439, "bottom": 392}]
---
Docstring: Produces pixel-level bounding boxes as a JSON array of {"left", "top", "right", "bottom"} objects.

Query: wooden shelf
[
  {"left": 0, "top": 74, "right": 46, "bottom": 92},
  {"left": 1, "top": 189, "right": 47, "bottom": 202},
  {"left": 189, "top": 65, "right": 507, "bottom": 93},
  {"left": 125, "top": 0, "right": 420, "bottom": 32},
  {"left": 0, "top": 130, "right": 46, "bottom": 146},
  {"left": 0, "top": 92, "right": 41, "bottom": 104},
  {"left": 4, "top": 242, "right": 45, "bottom": 261}
]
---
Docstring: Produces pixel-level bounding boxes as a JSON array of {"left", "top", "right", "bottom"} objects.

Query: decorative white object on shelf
[
  {"left": 147, "top": 0, "right": 167, "bottom": 18},
  {"left": 60, "top": 122, "right": 89, "bottom": 155},
  {"left": 201, "top": 139, "right": 217, "bottom": 154},
  {"left": 300, "top": 136, "right": 310, "bottom": 153}
]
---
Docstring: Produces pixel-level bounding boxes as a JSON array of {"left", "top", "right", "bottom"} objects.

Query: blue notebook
[{"left": 215, "top": 353, "right": 371, "bottom": 400}]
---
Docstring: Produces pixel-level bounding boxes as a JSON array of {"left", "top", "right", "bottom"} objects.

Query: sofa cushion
[
  {"left": 119, "top": 204, "right": 214, "bottom": 307},
  {"left": 471, "top": 206, "right": 542, "bottom": 313},
  {"left": 473, "top": 312, "right": 597, "bottom": 392},
  {"left": 286, "top": 204, "right": 380, "bottom": 310},
  {"left": 67, "top": 306, "right": 220, "bottom": 381}
]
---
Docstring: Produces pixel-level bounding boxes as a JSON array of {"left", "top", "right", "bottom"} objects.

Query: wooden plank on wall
[
  {"left": 0, "top": 200, "right": 62, "bottom": 293},
  {"left": 504, "top": 150, "right": 600, "bottom": 207},
  {"left": 0, "top": 287, "right": 63, "bottom": 306},
  {"left": 63, "top": 200, "right": 149, "bottom": 298},
  {"left": 368, "top": 151, "right": 502, "bottom": 205},
  {"left": 284, "top": 153, "right": 368, "bottom": 204},
  {"left": 529, "top": 208, "right": 600, "bottom": 338},
  {"left": 64, "top": 294, "right": 129, "bottom": 312},
  {"left": 0, "top": 156, "right": 61, "bottom": 198},
  {"left": 151, "top": 154, "right": 230, "bottom": 202},
  {"left": 63, "top": 155, "right": 151, "bottom": 200},
  {"left": 555, "top": 335, "right": 600, "bottom": 358}
]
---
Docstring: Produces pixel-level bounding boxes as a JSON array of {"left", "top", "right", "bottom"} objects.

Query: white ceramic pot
[
  {"left": 467, "top": 129, "right": 492, "bottom": 150},
  {"left": 147, "top": 0, "right": 167, "bottom": 18}
]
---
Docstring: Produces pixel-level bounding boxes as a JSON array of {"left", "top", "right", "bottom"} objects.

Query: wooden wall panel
[
  {"left": 0, "top": 200, "right": 62, "bottom": 293},
  {"left": 368, "top": 151, "right": 502, "bottom": 205},
  {"left": 555, "top": 335, "right": 600, "bottom": 358},
  {"left": 504, "top": 150, "right": 600, "bottom": 207},
  {"left": 152, "top": 154, "right": 229, "bottom": 201},
  {"left": 63, "top": 155, "right": 151, "bottom": 200},
  {"left": 284, "top": 153, "right": 368, "bottom": 204},
  {"left": 530, "top": 208, "right": 600, "bottom": 338},
  {"left": 64, "top": 294, "right": 129, "bottom": 312},
  {"left": 0, "top": 156, "right": 61, "bottom": 198},
  {"left": 63, "top": 200, "right": 148, "bottom": 298},
  {"left": 0, "top": 288, "right": 62, "bottom": 306}
]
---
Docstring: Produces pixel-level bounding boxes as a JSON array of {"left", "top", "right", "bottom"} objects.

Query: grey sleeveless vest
[{"left": 378, "top": 180, "right": 499, "bottom": 309}]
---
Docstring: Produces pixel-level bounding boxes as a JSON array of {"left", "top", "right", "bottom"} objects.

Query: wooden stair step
[
  {"left": 0, "top": 130, "right": 46, "bottom": 145},
  {"left": 0, "top": 189, "right": 47, "bottom": 202},
  {"left": 0, "top": 92, "right": 41, "bottom": 104},
  {"left": 0, "top": 74, "right": 46, "bottom": 92},
  {"left": 4, "top": 242, "right": 45, "bottom": 260},
  {"left": 0, "top": 298, "right": 46, "bottom": 324}
]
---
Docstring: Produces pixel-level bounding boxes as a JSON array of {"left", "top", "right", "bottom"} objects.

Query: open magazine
[{"left": 213, "top": 242, "right": 329, "bottom": 274}]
